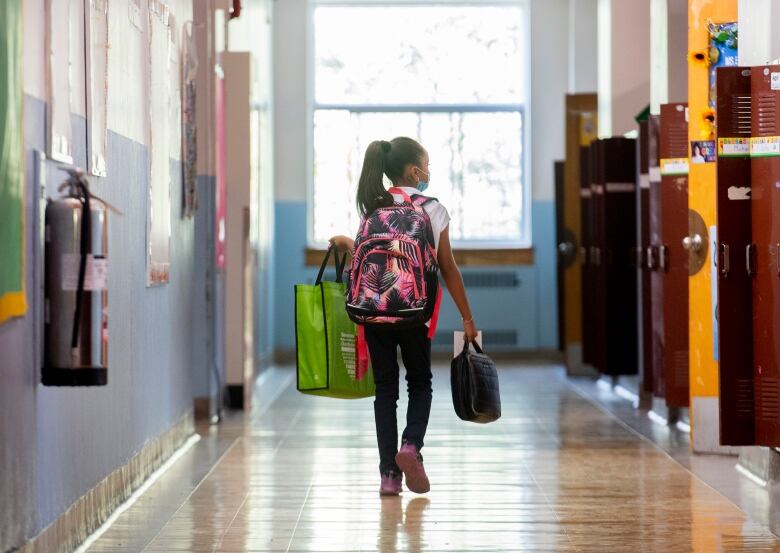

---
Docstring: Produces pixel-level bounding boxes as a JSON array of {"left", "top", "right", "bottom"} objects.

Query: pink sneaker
[
  {"left": 395, "top": 443, "right": 430, "bottom": 494},
  {"left": 380, "top": 471, "right": 402, "bottom": 496}
]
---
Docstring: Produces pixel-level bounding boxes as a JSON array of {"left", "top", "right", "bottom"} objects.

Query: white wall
[
  {"left": 531, "top": 0, "right": 569, "bottom": 202},
  {"left": 598, "top": 0, "right": 650, "bottom": 136},
  {"left": 272, "top": 0, "right": 308, "bottom": 202},
  {"left": 568, "top": 0, "right": 598, "bottom": 94},
  {"left": 738, "top": 0, "right": 780, "bottom": 66}
]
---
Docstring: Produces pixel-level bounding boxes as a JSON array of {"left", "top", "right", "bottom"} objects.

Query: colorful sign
[
  {"left": 660, "top": 158, "right": 690, "bottom": 176},
  {"left": 708, "top": 22, "right": 738, "bottom": 109},
  {"left": 0, "top": 0, "right": 26, "bottom": 325}
]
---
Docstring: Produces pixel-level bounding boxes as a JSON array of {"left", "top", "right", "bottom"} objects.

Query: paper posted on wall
[{"left": 453, "top": 331, "right": 482, "bottom": 358}]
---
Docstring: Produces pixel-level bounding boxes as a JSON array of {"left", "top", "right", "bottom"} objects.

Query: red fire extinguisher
[{"left": 42, "top": 169, "right": 114, "bottom": 386}]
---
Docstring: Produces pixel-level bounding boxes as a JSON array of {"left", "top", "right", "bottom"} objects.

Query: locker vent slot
[
  {"left": 668, "top": 125, "right": 688, "bottom": 158},
  {"left": 433, "top": 330, "right": 517, "bottom": 347},
  {"left": 735, "top": 378, "right": 755, "bottom": 417},
  {"left": 461, "top": 272, "right": 521, "bottom": 288},
  {"left": 756, "top": 93, "right": 777, "bottom": 137},
  {"left": 729, "top": 95, "right": 752, "bottom": 135},
  {"left": 758, "top": 378, "right": 780, "bottom": 420},
  {"left": 673, "top": 350, "right": 689, "bottom": 387}
]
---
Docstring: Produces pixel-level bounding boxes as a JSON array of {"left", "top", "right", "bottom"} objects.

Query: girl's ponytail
[{"left": 357, "top": 140, "right": 394, "bottom": 216}]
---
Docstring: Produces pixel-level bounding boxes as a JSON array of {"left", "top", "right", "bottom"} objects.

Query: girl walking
[{"left": 330, "top": 137, "right": 478, "bottom": 495}]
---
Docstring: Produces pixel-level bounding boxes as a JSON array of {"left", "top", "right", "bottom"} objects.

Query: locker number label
[
  {"left": 750, "top": 136, "right": 780, "bottom": 157},
  {"left": 772, "top": 72, "right": 780, "bottom": 90},
  {"left": 62, "top": 254, "right": 109, "bottom": 291}
]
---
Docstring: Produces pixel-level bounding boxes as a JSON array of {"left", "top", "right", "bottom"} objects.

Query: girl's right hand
[
  {"left": 463, "top": 319, "right": 478, "bottom": 343},
  {"left": 329, "top": 235, "right": 354, "bottom": 252}
]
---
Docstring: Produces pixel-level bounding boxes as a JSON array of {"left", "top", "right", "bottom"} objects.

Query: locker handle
[
  {"left": 659, "top": 245, "right": 669, "bottom": 273},
  {"left": 746, "top": 244, "right": 757, "bottom": 277},
  {"left": 776, "top": 243, "right": 780, "bottom": 277},
  {"left": 591, "top": 246, "right": 601, "bottom": 267},
  {"left": 720, "top": 244, "right": 730, "bottom": 278}
]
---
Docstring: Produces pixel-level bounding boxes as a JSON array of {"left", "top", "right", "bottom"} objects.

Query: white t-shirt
[{"left": 390, "top": 187, "right": 450, "bottom": 252}]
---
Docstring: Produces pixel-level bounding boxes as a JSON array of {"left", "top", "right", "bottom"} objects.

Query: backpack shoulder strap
[
  {"left": 411, "top": 194, "right": 438, "bottom": 208},
  {"left": 388, "top": 186, "right": 412, "bottom": 204}
]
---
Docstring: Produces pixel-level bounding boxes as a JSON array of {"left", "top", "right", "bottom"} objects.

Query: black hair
[{"left": 356, "top": 137, "right": 426, "bottom": 216}]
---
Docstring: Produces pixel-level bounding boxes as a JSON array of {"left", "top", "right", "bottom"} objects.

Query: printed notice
[
  {"left": 62, "top": 254, "right": 108, "bottom": 291},
  {"left": 718, "top": 137, "right": 750, "bottom": 157},
  {"left": 750, "top": 136, "right": 780, "bottom": 157},
  {"left": 340, "top": 332, "right": 357, "bottom": 379},
  {"left": 772, "top": 72, "right": 780, "bottom": 91},
  {"left": 660, "top": 158, "right": 689, "bottom": 176}
]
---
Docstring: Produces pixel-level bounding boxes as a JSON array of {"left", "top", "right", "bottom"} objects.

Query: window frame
[{"left": 306, "top": 0, "right": 532, "bottom": 249}]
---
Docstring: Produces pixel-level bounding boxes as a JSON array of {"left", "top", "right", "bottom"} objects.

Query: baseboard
[
  {"left": 20, "top": 412, "right": 194, "bottom": 553},
  {"left": 274, "top": 347, "right": 564, "bottom": 366}
]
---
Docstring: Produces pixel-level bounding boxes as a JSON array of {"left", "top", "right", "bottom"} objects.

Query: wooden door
[
  {"left": 751, "top": 65, "right": 780, "bottom": 445},
  {"left": 555, "top": 160, "right": 567, "bottom": 352},
  {"left": 716, "top": 66, "right": 754, "bottom": 445},
  {"left": 659, "top": 103, "right": 690, "bottom": 407}
]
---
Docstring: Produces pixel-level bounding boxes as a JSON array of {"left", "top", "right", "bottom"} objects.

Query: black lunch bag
[{"left": 451, "top": 341, "right": 501, "bottom": 423}]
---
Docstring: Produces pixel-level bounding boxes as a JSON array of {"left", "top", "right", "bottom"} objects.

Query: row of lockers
[{"left": 572, "top": 64, "right": 780, "bottom": 447}]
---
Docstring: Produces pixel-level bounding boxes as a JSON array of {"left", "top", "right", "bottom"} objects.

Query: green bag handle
[{"left": 315, "top": 245, "right": 347, "bottom": 285}]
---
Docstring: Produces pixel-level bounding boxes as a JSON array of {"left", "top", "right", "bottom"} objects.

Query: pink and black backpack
[{"left": 345, "top": 187, "right": 442, "bottom": 333}]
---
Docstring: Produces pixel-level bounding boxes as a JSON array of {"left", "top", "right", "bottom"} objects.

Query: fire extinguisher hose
[{"left": 70, "top": 180, "right": 92, "bottom": 364}]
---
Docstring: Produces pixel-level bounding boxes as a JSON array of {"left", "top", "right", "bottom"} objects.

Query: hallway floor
[{"left": 85, "top": 365, "right": 780, "bottom": 552}]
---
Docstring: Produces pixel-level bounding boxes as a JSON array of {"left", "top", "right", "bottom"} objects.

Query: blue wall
[
  {"left": 0, "top": 95, "right": 206, "bottom": 550},
  {"left": 273, "top": 199, "right": 558, "bottom": 353}
]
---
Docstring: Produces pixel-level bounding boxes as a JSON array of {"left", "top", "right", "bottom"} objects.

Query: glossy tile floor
[{"left": 85, "top": 365, "right": 780, "bottom": 552}]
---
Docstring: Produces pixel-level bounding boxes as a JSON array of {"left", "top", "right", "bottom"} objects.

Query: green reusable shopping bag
[{"left": 295, "top": 247, "right": 375, "bottom": 399}]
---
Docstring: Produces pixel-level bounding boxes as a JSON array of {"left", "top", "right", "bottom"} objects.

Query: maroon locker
[
  {"left": 716, "top": 66, "right": 755, "bottom": 445},
  {"left": 591, "top": 137, "right": 639, "bottom": 375},
  {"left": 590, "top": 140, "right": 607, "bottom": 373},
  {"left": 751, "top": 65, "right": 780, "bottom": 446},
  {"left": 636, "top": 120, "right": 653, "bottom": 395},
  {"left": 647, "top": 115, "right": 665, "bottom": 398},
  {"left": 581, "top": 145, "right": 596, "bottom": 367},
  {"left": 658, "top": 103, "right": 690, "bottom": 408}
]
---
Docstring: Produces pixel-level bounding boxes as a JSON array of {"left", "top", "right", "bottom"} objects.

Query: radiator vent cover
[
  {"left": 433, "top": 330, "right": 518, "bottom": 347},
  {"left": 460, "top": 272, "right": 521, "bottom": 288}
]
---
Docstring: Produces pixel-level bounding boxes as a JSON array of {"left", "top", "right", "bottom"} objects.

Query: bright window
[{"left": 312, "top": 3, "right": 528, "bottom": 246}]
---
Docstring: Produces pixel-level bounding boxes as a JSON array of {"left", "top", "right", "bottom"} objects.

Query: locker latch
[
  {"left": 646, "top": 245, "right": 658, "bottom": 271},
  {"left": 746, "top": 244, "right": 757, "bottom": 277},
  {"left": 659, "top": 245, "right": 669, "bottom": 273},
  {"left": 720, "top": 244, "right": 730, "bottom": 278}
]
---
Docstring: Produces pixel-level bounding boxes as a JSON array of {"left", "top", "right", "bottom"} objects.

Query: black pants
[{"left": 364, "top": 324, "right": 433, "bottom": 474}]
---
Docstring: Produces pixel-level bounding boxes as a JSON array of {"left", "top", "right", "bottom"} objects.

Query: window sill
[{"left": 304, "top": 247, "right": 534, "bottom": 267}]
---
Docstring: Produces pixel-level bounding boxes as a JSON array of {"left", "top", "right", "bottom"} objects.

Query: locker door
[
  {"left": 716, "top": 66, "right": 754, "bottom": 445},
  {"left": 602, "top": 137, "right": 639, "bottom": 375},
  {"left": 659, "top": 103, "right": 690, "bottom": 407},
  {"left": 751, "top": 65, "right": 780, "bottom": 445},
  {"left": 581, "top": 145, "right": 596, "bottom": 367},
  {"left": 591, "top": 139, "right": 607, "bottom": 374},
  {"left": 648, "top": 115, "right": 665, "bottom": 397},
  {"left": 636, "top": 120, "right": 653, "bottom": 395}
]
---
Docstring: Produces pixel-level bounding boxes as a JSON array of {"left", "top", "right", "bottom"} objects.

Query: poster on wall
[
  {"left": 86, "top": 0, "right": 110, "bottom": 176},
  {"left": 182, "top": 22, "right": 198, "bottom": 218},
  {"left": 708, "top": 22, "right": 738, "bottom": 109},
  {"left": 146, "top": 0, "right": 172, "bottom": 286},
  {"left": 0, "top": 0, "right": 26, "bottom": 325},
  {"left": 46, "top": 0, "right": 73, "bottom": 164}
]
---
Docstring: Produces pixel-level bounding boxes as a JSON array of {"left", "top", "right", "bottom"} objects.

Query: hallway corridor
[{"left": 83, "top": 365, "right": 780, "bottom": 553}]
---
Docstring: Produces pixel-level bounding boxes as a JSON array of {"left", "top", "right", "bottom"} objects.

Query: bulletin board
[
  {"left": 146, "top": 0, "right": 172, "bottom": 286},
  {"left": 0, "top": 0, "right": 26, "bottom": 325}
]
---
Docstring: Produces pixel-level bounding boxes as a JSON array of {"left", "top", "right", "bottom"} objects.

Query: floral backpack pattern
[{"left": 345, "top": 187, "right": 442, "bottom": 331}]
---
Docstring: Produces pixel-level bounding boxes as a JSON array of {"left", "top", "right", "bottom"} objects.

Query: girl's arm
[
  {"left": 437, "top": 227, "right": 478, "bottom": 341},
  {"left": 329, "top": 235, "right": 354, "bottom": 251}
]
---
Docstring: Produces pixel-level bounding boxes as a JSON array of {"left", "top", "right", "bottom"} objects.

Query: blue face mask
[{"left": 415, "top": 167, "right": 430, "bottom": 193}]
